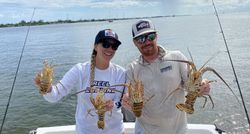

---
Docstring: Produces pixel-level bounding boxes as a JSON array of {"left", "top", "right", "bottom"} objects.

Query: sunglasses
[
  {"left": 102, "top": 42, "right": 119, "bottom": 50},
  {"left": 135, "top": 33, "right": 156, "bottom": 44}
]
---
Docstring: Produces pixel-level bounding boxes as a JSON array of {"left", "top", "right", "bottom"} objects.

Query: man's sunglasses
[
  {"left": 135, "top": 33, "right": 156, "bottom": 44},
  {"left": 102, "top": 42, "right": 119, "bottom": 50}
]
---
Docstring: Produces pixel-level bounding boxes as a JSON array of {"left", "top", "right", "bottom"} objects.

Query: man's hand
[
  {"left": 122, "top": 93, "right": 132, "bottom": 111},
  {"left": 199, "top": 79, "right": 211, "bottom": 96}
]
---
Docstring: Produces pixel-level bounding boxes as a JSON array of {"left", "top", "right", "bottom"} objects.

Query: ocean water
[{"left": 0, "top": 13, "right": 250, "bottom": 134}]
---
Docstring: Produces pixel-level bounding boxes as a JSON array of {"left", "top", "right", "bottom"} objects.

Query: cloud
[
  {"left": 157, "top": 0, "right": 250, "bottom": 14},
  {"left": 0, "top": 2, "right": 22, "bottom": 8},
  {"left": 85, "top": 1, "right": 140, "bottom": 8},
  {"left": 0, "top": 0, "right": 250, "bottom": 24},
  {"left": 1, "top": 0, "right": 249, "bottom": 10},
  {"left": 181, "top": 0, "right": 250, "bottom": 8},
  {"left": 0, "top": 0, "right": 173, "bottom": 11},
  {"left": 0, "top": 0, "right": 153, "bottom": 9}
]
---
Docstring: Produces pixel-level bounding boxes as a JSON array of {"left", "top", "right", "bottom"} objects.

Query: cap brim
[
  {"left": 100, "top": 37, "right": 121, "bottom": 45},
  {"left": 114, "top": 40, "right": 121, "bottom": 45},
  {"left": 133, "top": 30, "right": 157, "bottom": 39}
]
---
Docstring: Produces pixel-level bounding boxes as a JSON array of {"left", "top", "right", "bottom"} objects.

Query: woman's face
[{"left": 95, "top": 39, "right": 120, "bottom": 64}]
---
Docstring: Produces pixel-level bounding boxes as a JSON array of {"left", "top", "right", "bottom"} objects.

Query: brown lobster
[
  {"left": 34, "top": 60, "right": 54, "bottom": 94},
  {"left": 165, "top": 54, "right": 240, "bottom": 114}
]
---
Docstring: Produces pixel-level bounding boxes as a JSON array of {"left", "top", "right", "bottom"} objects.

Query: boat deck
[{"left": 30, "top": 123, "right": 226, "bottom": 134}]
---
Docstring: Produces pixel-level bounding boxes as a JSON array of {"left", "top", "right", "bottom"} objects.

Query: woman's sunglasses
[
  {"left": 102, "top": 41, "right": 119, "bottom": 50},
  {"left": 135, "top": 33, "right": 156, "bottom": 44}
]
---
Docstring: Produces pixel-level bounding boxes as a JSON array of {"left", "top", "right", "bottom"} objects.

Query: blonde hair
[{"left": 89, "top": 49, "right": 97, "bottom": 94}]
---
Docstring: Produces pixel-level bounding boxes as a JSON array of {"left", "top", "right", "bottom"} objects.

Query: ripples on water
[{"left": 0, "top": 13, "right": 250, "bottom": 133}]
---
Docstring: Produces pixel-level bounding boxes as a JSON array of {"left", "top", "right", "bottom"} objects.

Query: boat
[
  {"left": 108, "top": 19, "right": 113, "bottom": 23},
  {"left": 29, "top": 122, "right": 226, "bottom": 134}
]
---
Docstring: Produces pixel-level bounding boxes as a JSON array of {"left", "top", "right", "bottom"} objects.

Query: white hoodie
[{"left": 44, "top": 62, "right": 126, "bottom": 134}]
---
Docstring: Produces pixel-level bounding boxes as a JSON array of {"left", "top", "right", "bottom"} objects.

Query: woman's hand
[
  {"left": 105, "top": 100, "right": 114, "bottom": 111},
  {"left": 34, "top": 73, "right": 52, "bottom": 94}
]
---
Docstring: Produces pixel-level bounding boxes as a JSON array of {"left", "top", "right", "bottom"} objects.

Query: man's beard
[{"left": 140, "top": 45, "right": 157, "bottom": 56}]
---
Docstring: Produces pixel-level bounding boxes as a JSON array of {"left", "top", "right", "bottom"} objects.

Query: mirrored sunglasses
[
  {"left": 135, "top": 33, "right": 156, "bottom": 44},
  {"left": 102, "top": 42, "right": 119, "bottom": 50}
]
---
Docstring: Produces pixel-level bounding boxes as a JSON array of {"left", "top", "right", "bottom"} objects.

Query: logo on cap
[
  {"left": 105, "top": 29, "right": 116, "bottom": 38},
  {"left": 136, "top": 21, "right": 150, "bottom": 31}
]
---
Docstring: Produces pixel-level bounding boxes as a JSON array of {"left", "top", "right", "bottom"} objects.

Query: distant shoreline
[{"left": 0, "top": 15, "right": 187, "bottom": 28}]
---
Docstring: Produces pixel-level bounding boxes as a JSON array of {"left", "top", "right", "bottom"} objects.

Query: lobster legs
[{"left": 176, "top": 66, "right": 239, "bottom": 114}]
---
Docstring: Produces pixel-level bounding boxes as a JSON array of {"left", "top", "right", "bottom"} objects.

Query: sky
[{"left": 0, "top": 0, "right": 250, "bottom": 24}]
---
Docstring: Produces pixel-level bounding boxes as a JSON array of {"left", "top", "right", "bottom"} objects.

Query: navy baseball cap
[{"left": 94, "top": 29, "right": 121, "bottom": 45}]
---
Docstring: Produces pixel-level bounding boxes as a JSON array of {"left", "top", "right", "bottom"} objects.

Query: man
[{"left": 122, "top": 19, "right": 210, "bottom": 134}]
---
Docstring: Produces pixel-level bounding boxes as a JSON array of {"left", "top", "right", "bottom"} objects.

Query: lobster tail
[
  {"left": 132, "top": 102, "right": 144, "bottom": 117},
  {"left": 176, "top": 91, "right": 199, "bottom": 114},
  {"left": 97, "top": 120, "right": 105, "bottom": 129},
  {"left": 97, "top": 112, "right": 105, "bottom": 129}
]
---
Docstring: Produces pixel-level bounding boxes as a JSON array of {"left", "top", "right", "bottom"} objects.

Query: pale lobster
[
  {"left": 123, "top": 80, "right": 154, "bottom": 117},
  {"left": 76, "top": 81, "right": 152, "bottom": 123},
  {"left": 88, "top": 80, "right": 153, "bottom": 119},
  {"left": 127, "top": 80, "right": 144, "bottom": 117},
  {"left": 88, "top": 88, "right": 112, "bottom": 129}
]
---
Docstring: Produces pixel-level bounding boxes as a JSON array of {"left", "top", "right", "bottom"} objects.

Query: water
[{"left": 0, "top": 13, "right": 250, "bottom": 134}]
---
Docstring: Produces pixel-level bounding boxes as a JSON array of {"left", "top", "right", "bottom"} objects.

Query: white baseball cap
[{"left": 132, "top": 19, "right": 156, "bottom": 39}]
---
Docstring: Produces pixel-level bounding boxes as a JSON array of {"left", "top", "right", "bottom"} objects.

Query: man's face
[{"left": 133, "top": 32, "right": 158, "bottom": 57}]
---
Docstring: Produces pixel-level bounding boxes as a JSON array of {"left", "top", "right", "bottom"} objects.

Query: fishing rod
[
  {"left": 211, "top": 0, "right": 250, "bottom": 130},
  {"left": 0, "top": 8, "right": 36, "bottom": 134}
]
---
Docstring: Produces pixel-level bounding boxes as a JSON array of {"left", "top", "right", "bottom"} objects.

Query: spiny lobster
[
  {"left": 164, "top": 52, "right": 240, "bottom": 114},
  {"left": 34, "top": 60, "right": 53, "bottom": 94}
]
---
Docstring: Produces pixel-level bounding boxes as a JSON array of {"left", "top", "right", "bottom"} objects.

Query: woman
[{"left": 35, "top": 29, "right": 126, "bottom": 134}]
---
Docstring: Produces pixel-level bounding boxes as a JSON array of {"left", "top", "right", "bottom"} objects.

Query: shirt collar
[{"left": 138, "top": 45, "right": 167, "bottom": 65}]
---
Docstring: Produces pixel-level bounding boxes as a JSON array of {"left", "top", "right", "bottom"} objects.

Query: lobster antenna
[
  {"left": 211, "top": 0, "right": 250, "bottom": 129},
  {"left": 198, "top": 51, "right": 220, "bottom": 72},
  {"left": 187, "top": 47, "right": 194, "bottom": 63},
  {"left": 52, "top": 62, "right": 76, "bottom": 67},
  {"left": 187, "top": 48, "right": 198, "bottom": 71},
  {"left": 0, "top": 8, "right": 36, "bottom": 134}
]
